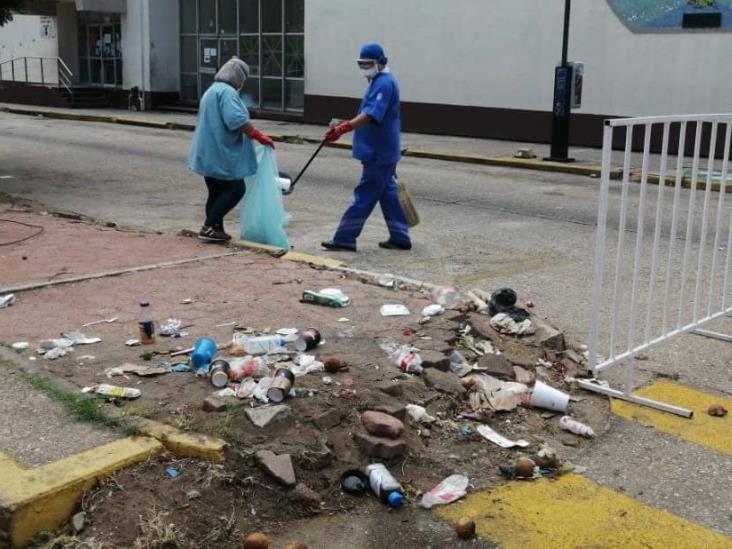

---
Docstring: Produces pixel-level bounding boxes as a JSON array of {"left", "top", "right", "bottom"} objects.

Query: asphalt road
[{"left": 2, "top": 111, "right": 731, "bottom": 537}]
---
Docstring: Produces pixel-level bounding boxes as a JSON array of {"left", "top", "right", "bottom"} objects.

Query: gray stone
[
  {"left": 246, "top": 404, "right": 291, "bottom": 428},
  {"left": 373, "top": 402, "right": 407, "bottom": 422},
  {"left": 354, "top": 432, "right": 407, "bottom": 459},
  {"left": 202, "top": 396, "right": 227, "bottom": 413},
  {"left": 313, "top": 408, "right": 341, "bottom": 430},
  {"left": 420, "top": 350, "right": 450, "bottom": 371},
  {"left": 71, "top": 512, "right": 86, "bottom": 534},
  {"left": 186, "top": 490, "right": 202, "bottom": 500},
  {"left": 377, "top": 381, "right": 404, "bottom": 397},
  {"left": 423, "top": 368, "right": 466, "bottom": 397},
  {"left": 290, "top": 482, "right": 321, "bottom": 507},
  {"left": 255, "top": 450, "right": 296, "bottom": 487},
  {"left": 361, "top": 410, "right": 405, "bottom": 439},
  {"left": 561, "top": 437, "right": 580, "bottom": 447},
  {"left": 478, "top": 354, "right": 515, "bottom": 380}
]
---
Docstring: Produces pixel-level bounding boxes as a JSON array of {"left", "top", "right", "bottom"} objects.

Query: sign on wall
[{"left": 40, "top": 16, "right": 56, "bottom": 39}]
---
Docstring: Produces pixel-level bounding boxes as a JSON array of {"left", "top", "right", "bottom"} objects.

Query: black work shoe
[
  {"left": 199, "top": 226, "right": 229, "bottom": 242},
  {"left": 321, "top": 240, "right": 357, "bottom": 252},
  {"left": 378, "top": 240, "right": 412, "bottom": 250}
]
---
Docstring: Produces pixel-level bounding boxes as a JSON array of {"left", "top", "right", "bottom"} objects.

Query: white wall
[
  {"left": 305, "top": 0, "right": 731, "bottom": 117},
  {"left": 121, "top": 0, "right": 147, "bottom": 92},
  {"left": 56, "top": 2, "right": 79, "bottom": 81},
  {"left": 0, "top": 14, "right": 59, "bottom": 61}
]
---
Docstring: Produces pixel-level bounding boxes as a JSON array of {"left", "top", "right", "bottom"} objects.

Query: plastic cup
[
  {"left": 529, "top": 381, "right": 569, "bottom": 412},
  {"left": 191, "top": 337, "right": 217, "bottom": 368}
]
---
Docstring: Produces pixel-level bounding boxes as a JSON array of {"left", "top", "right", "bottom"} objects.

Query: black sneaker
[
  {"left": 199, "top": 226, "right": 229, "bottom": 242},
  {"left": 321, "top": 240, "right": 357, "bottom": 252},
  {"left": 378, "top": 240, "right": 412, "bottom": 250}
]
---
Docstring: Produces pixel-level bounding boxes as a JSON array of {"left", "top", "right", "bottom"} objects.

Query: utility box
[{"left": 569, "top": 62, "right": 584, "bottom": 109}]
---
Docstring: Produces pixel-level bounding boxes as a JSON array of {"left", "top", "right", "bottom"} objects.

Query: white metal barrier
[{"left": 578, "top": 114, "right": 732, "bottom": 417}]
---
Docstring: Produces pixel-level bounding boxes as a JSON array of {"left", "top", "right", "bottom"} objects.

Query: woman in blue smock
[
  {"left": 321, "top": 43, "right": 411, "bottom": 252},
  {"left": 187, "top": 57, "right": 274, "bottom": 242}
]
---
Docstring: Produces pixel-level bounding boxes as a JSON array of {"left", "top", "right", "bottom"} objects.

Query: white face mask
[{"left": 361, "top": 65, "right": 379, "bottom": 80}]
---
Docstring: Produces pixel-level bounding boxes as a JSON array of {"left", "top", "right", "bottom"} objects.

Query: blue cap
[
  {"left": 359, "top": 43, "right": 387, "bottom": 65},
  {"left": 387, "top": 491, "right": 403, "bottom": 508}
]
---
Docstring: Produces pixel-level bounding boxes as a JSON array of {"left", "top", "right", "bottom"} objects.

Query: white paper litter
[
  {"left": 380, "top": 304, "right": 410, "bottom": 316},
  {"left": 419, "top": 474, "right": 469, "bottom": 509},
  {"left": 477, "top": 424, "right": 530, "bottom": 448},
  {"left": 62, "top": 331, "right": 102, "bottom": 345},
  {"left": 421, "top": 304, "right": 445, "bottom": 317},
  {"left": 406, "top": 404, "right": 436, "bottom": 424},
  {"left": 11, "top": 342, "right": 29, "bottom": 351},
  {"left": 490, "top": 313, "right": 535, "bottom": 336},
  {"left": 0, "top": 294, "right": 16, "bottom": 309}
]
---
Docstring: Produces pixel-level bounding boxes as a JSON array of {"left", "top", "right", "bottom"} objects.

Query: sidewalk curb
[
  {"left": 0, "top": 436, "right": 163, "bottom": 548},
  {"left": 130, "top": 418, "right": 228, "bottom": 463},
  {"left": 228, "top": 238, "right": 347, "bottom": 268}
]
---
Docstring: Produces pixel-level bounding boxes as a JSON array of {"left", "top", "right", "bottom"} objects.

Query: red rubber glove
[
  {"left": 325, "top": 121, "right": 353, "bottom": 143},
  {"left": 246, "top": 127, "right": 275, "bottom": 148}
]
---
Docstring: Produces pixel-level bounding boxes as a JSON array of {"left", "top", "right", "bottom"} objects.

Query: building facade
[{"left": 1, "top": 0, "right": 730, "bottom": 146}]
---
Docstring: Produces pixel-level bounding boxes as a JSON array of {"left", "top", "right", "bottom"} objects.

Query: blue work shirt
[
  {"left": 188, "top": 81, "right": 257, "bottom": 180},
  {"left": 353, "top": 71, "right": 401, "bottom": 166}
]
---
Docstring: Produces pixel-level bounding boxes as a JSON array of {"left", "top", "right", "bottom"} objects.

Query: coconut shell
[
  {"left": 242, "top": 532, "right": 269, "bottom": 549},
  {"left": 515, "top": 457, "right": 536, "bottom": 478},
  {"left": 455, "top": 517, "right": 476, "bottom": 539}
]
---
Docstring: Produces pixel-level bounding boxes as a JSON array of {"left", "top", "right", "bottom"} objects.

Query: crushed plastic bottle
[
  {"left": 243, "top": 335, "right": 287, "bottom": 355},
  {"left": 366, "top": 463, "right": 404, "bottom": 508},
  {"left": 379, "top": 340, "right": 423, "bottom": 374},
  {"left": 228, "top": 356, "right": 269, "bottom": 380},
  {"left": 431, "top": 285, "right": 464, "bottom": 310},
  {"left": 449, "top": 350, "right": 472, "bottom": 376}
]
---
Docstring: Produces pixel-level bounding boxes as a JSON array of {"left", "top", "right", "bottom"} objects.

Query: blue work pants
[{"left": 332, "top": 163, "right": 411, "bottom": 247}]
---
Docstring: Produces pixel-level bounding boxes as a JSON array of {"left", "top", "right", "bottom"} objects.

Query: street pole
[{"left": 546, "top": 0, "right": 574, "bottom": 162}]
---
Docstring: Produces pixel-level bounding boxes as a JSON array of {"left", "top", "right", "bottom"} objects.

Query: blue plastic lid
[{"left": 387, "top": 491, "right": 403, "bottom": 508}]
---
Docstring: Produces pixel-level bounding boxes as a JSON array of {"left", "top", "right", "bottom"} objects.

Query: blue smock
[
  {"left": 352, "top": 72, "right": 401, "bottom": 166},
  {"left": 188, "top": 82, "right": 257, "bottom": 180}
]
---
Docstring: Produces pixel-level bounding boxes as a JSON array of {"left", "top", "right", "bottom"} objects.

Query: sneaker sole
[{"left": 198, "top": 235, "right": 228, "bottom": 242}]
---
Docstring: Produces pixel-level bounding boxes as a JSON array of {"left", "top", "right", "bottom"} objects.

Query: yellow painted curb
[
  {"left": 612, "top": 380, "right": 732, "bottom": 456},
  {"left": 0, "top": 437, "right": 162, "bottom": 548},
  {"left": 283, "top": 250, "right": 346, "bottom": 268},
  {"left": 132, "top": 418, "right": 227, "bottom": 463},
  {"left": 437, "top": 474, "right": 732, "bottom": 548},
  {"left": 489, "top": 155, "right": 604, "bottom": 176},
  {"left": 230, "top": 238, "right": 288, "bottom": 257}
]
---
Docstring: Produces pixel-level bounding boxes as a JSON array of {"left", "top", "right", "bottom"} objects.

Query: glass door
[{"left": 78, "top": 14, "right": 122, "bottom": 87}]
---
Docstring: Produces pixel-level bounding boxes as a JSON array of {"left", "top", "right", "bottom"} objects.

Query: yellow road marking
[
  {"left": 437, "top": 474, "right": 732, "bottom": 548},
  {"left": 612, "top": 380, "right": 732, "bottom": 456}
]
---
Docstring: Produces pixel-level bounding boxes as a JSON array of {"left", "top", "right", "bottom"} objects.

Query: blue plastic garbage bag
[{"left": 240, "top": 144, "right": 292, "bottom": 249}]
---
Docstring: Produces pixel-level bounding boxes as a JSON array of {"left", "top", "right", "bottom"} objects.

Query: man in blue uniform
[{"left": 321, "top": 43, "right": 411, "bottom": 252}]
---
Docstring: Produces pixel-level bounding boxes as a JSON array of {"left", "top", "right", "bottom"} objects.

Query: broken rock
[
  {"left": 203, "top": 396, "right": 228, "bottom": 413},
  {"left": 420, "top": 350, "right": 450, "bottom": 371},
  {"left": 377, "top": 381, "right": 404, "bottom": 398},
  {"left": 361, "top": 410, "right": 405, "bottom": 439},
  {"left": 313, "top": 408, "right": 341, "bottom": 430},
  {"left": 246, "top": 404, "right": 291, "bottom": 428},
  {"left": 290, "top": 482, "right": 321, "bottom": 507},
  {"left": 71, "top": 512, "right": 86, "bottom": 534},
  {"left": 354, "top": 433, "right": 407, "bottom": 459},
  {"left": 423, "top": 368, "right": 466, "bottom": 397},
  {"left": 478, "top": 354, "right": 515, "bottom": 380},
  {"left": 255, "top": 450, "right": 296, "bottom": 487}
]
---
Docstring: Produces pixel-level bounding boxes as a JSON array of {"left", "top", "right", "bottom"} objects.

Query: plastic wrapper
[
  {"left": 419, "top": 474, "right": 469, "bottom": 509},
  {"left": 241, "top": 144, "right": 292, "bottom": 249},
  {"left": 82, "top": 384, "right": 141, "bottom": 399},
  {"left": 559, "top": 415, "right": 595, "bottom": 437}
]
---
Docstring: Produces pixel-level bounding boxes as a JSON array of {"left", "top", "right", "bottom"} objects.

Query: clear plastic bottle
[
  {"left": 228, "top": 356, "right": 269, "bottom": 380},
  {"left": 366, "top": 464, "right": 404, "bottom": 508},
  {"left": 138, "top": 301, "right": 156, "bottom": 344},
  {"left": 379, "top": 340, "right": 423, "bottom": 374},
  {"left": 243, "top": 335, "right": 287, "bottom": 355},
  {"left": 431, "top": 285, "right": 463, "bottom": 309}
]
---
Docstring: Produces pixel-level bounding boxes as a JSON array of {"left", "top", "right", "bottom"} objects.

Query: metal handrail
[{"left": 0, "top": 56, "right": 74, "bottom": 97}]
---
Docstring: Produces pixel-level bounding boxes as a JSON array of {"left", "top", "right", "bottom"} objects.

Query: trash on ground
[
  {"left": 191, "top": 337, "right": 217, "bottom": 368},
  {"left": 534, "top": 443, "right": 560, "bottom": 469},
  {"left": 61, "top": 331, "right": 101, "bottom": 345},
  {"left": 337, "top": 317, "right": 350, "bottom": 322},
  {"left": 209, "top": 359, "right": 231, "bottom": 388},
  {"left": 406, "top": 404, "right": 436, "bottom": 424},
  {"left": 476, "top": 424, "right": 529, "bottom": 448},
  {"left": 380, "top": 304, "right": 410, "bottom": 316},
  {"left": 422, "top": 304, "right": 445, "bottom": 317},
  {"left": 708, "top": 404, "right": 728, "bottom": 417},
  {"left": 105, "top": 363, "right": 170, "bottom": 378},
  {"left": 168, "top": 362, "right": 192, "bottom": 372},
  {"left": 340, "top": 469, "right": 370, "bottom": 495},
  {"left": 43, "top": 347, "right": 67, "bottom": 360},
  {"left": 491, "top": 312, "right": 535, "bottom": 336},
  {"left": 455, "top": 517, "right": 476, "bottom": 540},
  {"left": 324, "top": 357, "right": 346, "bottom": 373},
  {"left": 180, "top": 298, "right": 195, "bottom": 305},
  {"left": 160, "top": 318, "right": 183, "bottom": 337},
  {"left": 82, "top": 316, "right": 118, "bottom": 328},
  {"left": 165, "top": 467, "right": 180, "bottom": 478},
  {"left": 277, "top": 327, "right": 299, "bottom": 337},
  {"left": 228, "top": 356, "right": 269, "bottom": 380},
  {"left": 559, "top": 415, "right": 595, "bottom": 437},
  {"left": 431, "top": 285, "right": 463, "bottom": 309},
  {"left": 301, "top": 288, "right": 350, "bottom": 307},
  {"left": 267, "top": 368, "right": 295, "bottom": 402},
  {"left": 82, "top": 384, "right": 141, "bottom": 399},
  {"left": 0, "top": 294, "right": 16, "bottom": 309},
  {"left": 295, "top": 328, "right": 321, "bottom": 352},
  {"left": 291, "top": 354, "right": 325, "bottom": 377},
  {"left": 138, "top": 301, "right": 156, "bottom": 344},
  {"left": 215, "top": 387, "right": 237, "bottom": 398},
  {"left": 419, "top": 474, "right": 469, "bottom": 509},
  {"left": 528, "top": 381, "right": 570, "bottom": 412},
  {"left": 463, "top": 374, "right": 529, "bottom": 413},
  {"left": 380, "top": 339, "right": 423, "bottom": 374},
  {"left": 367, "top": 463, "right": 404, "bottom": 508},
  {"left": 376, "top": 274, "right": 396, "bottom": 288},
  {"left": 11, "top": 342, "right": 29, "bottom": 352},
  {"left": 500, "top": 457, "right": 539, "bottom": 480},
  {"left": 125, "top": 338, "right": 141, "bottom": 347}
]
